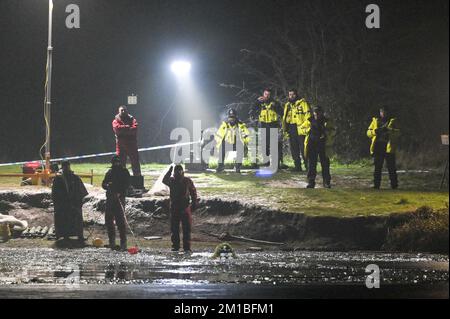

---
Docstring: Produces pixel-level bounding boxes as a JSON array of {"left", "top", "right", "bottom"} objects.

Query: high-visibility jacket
[
  {"left": 282, "top": 98, "right": 311, "bottom": 132},
  {"left": 255, "top": 100, "right": 280, "bottom": 124},
  {"left": 298, "top": 117, "right": 336, "bottom": 158},
  {"left": 367, "top": 117, "right": 400, "bottom": 155},
  {"left": 215, "top": 120, "right": 250, "bottom": 148}
]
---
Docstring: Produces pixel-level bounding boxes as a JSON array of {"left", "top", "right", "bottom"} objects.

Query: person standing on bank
[
  {"left": 298, "top": 106, "right": 336, "bottom": 188},
  {"left": 112, "top": 106, "right": 141, "bottom": 177},
  {"left": 51, "top": 160, "right": 88, "bottom": 244},
  {"left": 250, "top": 88, "right": 286, "bottom": 169},
  {"left": 215, "top": 108, "right": 250, "bottom": 173},
  {"left": 102, "top": 155, "right": 130, "bottom": 251},
  {"left": 367, "top": 106, "right": 400, "bottom": 189},
  {"left": 163, "top": 164, "right": 198, "bottom": 253},
  {"left": 282, "top": 89, "right": 311, "bottom": 172}
]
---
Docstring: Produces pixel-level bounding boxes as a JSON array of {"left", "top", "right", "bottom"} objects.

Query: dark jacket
[
  {"left": 163, "top": 167, "right": 198, "bottom": 211},
  {"left": 102, "top": 166, "right": 130, "bottom": 198},
  {"left": 298, "top": 116, "right": 336, "bottom": 158},
  {"left": 51, "top": 171, "right": 88, "bottom": 237}
]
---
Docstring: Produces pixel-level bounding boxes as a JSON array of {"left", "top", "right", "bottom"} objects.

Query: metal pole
[
  {"left": 439, "top": 156, "right": 449, "bottom": 189},
  {"left": 44, "top": 0, "right": 53, "bottom": 175}
]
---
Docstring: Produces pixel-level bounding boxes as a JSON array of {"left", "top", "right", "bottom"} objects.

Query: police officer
[
  {"left": 282, "top": 89, "right": 310, "bottom": 172},
  {"left": 215, "top": 109, "right": 250, "bottom": 173},
  {"left": 250, "top": 88, "right": 285, "bottom": 169},
  {"left": 367, "top": 106, "right": 400, "bottom": 189},
  {"left": 299, "top": 106, "right": 335, "bottom": 188}
]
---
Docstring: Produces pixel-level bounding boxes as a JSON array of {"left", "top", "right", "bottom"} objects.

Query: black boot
[
  {"left": 216, "top": 164, "right": 225, "bottom": 173},
  {"left": 109, "top": 238, "right": 119, "bottom": 250},
  {"left": 279, "top": 161, "right": 289, "bottom": 169},
  {"left": 120, "top": 240, "right": 128, "bottom": 251},
  {"left": 291, "top": 160, "right": 301, "bottom": 172}
]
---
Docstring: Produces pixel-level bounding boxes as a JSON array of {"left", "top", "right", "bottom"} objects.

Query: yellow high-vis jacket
[
  {"left": 282, "top": 98, "right": 311, "bottom": 133},
  {"left": 215, "top": 121, "right": 250, "bottom": 148},
  {"left": 298, "top": 117, "right": 336, "bottom": 158},
  {"left": 366, "top": 117, "right": 400, "bottom": 155},
  {"left": 257, "top": 101, "right": 279, "bottom": 123}
]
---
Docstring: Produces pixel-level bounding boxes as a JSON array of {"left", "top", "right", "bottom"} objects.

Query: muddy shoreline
[{"left": 0, "top": 189, "right": 448, "bottom": 253}]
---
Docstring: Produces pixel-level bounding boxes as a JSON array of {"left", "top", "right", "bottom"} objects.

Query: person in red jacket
[{"left": 112, "top": 106, "right": 141, "bottom": 176}]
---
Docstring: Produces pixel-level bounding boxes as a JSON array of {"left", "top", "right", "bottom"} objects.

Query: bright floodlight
[{"left": 171, "top": 61, "right": 191, "bottom": 76}]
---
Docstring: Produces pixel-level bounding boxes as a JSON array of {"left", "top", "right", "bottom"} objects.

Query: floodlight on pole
[{"left": 170, "top": 61, "right": 191, "bottom": 76}]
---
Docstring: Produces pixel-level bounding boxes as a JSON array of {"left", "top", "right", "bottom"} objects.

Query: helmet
[
  {"left": 227, "top": 108, "right": 237, "bottom": 118},
  {"left": 92, "top": 238, "right": 104, "bottom": 248}
]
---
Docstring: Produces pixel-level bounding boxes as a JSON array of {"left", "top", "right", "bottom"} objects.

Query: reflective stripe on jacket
[
  {"left": 215, "top": 121, "right": 250, "bottom": 147},
  {"left": 258, "top": 101, "right": 279, "bottom": 123},
  {"left": 282, "top": 98, "right": 311, "bottom": 129}
]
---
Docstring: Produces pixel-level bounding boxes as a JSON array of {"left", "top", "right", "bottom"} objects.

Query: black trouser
[
  {"left": 218, "top": 140, "right": 244, "bottom": 169},
  {"left": 105, "top": 195, "right": 127, "bottom": 246},
  {"left": 307, "top": 141, "right": 331, "bottom": 186},
  {"left": 287, "top": 123, "right": 306, "bottom": 170},
  {"left": 259, "top": 122, "right": 283, "bottom": 165},
  {"left": 373, "top": 147, "right": 398, "bottom": 188},
  {"left": 170, "top": 207, "right": 192, "bottom": 251}
]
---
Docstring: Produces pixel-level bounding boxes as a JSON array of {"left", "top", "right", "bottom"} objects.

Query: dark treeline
[{"left": 225, "top": 0, "right": 449, "bottom": 161}]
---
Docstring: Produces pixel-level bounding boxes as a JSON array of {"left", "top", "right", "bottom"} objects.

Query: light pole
[{"left": 44, "top": 0, "right": 53, "bottom": 177}]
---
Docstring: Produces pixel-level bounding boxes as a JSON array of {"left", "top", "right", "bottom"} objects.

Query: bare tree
[{"left": 222, "top": 0, "right": 449, "bottom": 161}]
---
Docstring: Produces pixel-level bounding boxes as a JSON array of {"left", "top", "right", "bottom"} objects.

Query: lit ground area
[{"left": 0, "top": 162, "right": 448, "bottom": 217}]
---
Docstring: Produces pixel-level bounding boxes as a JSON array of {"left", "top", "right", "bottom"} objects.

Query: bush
[
  {"left": 396, "top": 147, "right": 448, "bottom": 170},
  {"left": 384, "top": 206, "right": 449, "bottom": 253}
]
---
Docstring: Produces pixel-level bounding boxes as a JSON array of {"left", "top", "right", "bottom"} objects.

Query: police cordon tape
[{"left": 0, "top": 141, "right": 200, "bottom": 167}]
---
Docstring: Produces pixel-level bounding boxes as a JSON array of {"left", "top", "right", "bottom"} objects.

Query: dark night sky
[
  {"left": 0, "top": 0, "right": 283, "bottom": 161},
  {"left": 0, "top": 0, "right": 448, "bottom": 162}
]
